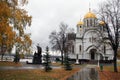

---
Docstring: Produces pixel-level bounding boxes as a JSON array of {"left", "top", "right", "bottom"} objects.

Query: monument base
[{"left": 75, "top": 59, "right": 79, "bottom": 64}]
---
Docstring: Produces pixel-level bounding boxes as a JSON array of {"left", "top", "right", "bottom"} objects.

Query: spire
[
  {"left": 89, "top": 2, "right": 91, "bottom": 12},
  {"left": 84, "top": 2, "right": 96, "bottom": 19},
  {"left": 77, "top": 18, "right": 83, "bottom": 26},
  {"left": 80, "top": 17, "right": 82, "bottom": 21}
]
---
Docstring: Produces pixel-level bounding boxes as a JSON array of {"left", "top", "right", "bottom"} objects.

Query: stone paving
[{"left": 67, "top": 65, "right": 99, "bottom": 80}]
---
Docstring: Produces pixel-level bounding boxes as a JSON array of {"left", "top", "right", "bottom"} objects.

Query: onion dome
[
  {"left": 77, "top": 21, "right": 84, "bottom": 26},
  {"left": 84, "top": 11, "right": 96, "bottom": 19},
  {"left": 99, "top": 21, "right": 105, "bottom": 25}
]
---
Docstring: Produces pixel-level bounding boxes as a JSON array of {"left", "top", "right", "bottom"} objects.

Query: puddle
[{"left": 67, "top": 68, "right": 99, "bottom": 80}]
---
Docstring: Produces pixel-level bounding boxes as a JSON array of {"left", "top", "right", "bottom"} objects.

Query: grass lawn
[
  {"left": 98, "top": 65, "right": 120, "bottom": 80},
  {"left": 1, "top": 61, "right": 120, "bottom": 80},
  {"left": 0, "top": 61, "right": 80, "bottom": 80},
  {"left": 51, "top": 62, "right": 62, "bottom": 66},
  {"left": 0, "top": 68, "right": 80, "bottom": 80},
  {"left": 0, "top": 61, "right": 22, "bottom": 67}
]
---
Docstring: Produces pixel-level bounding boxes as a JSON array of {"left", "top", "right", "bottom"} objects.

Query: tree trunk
[
  {"left": 113, "top": 49, "right": 118, "bottom": 72},
  {"left": 1, "top": 53, "right": 4, "bottom": 61},
  {"left": 61, "top": 50, "right": 64, "bottom": 65}
]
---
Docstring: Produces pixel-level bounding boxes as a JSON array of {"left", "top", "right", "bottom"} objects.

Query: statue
[
  {"left": 26, "top": 44, "right": 42, "bottom": 64},
  {"left": 37, "top": 44, "right": 42, "bottom": 54},
  {"left": 32, "top": 44, "right": 42, "bottom": 64}
]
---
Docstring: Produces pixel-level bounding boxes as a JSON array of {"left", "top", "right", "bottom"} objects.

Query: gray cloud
[{"left": 25, "top": 0, "right": 105, "bottom": 50}]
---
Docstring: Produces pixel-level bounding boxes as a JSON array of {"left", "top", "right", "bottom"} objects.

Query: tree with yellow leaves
[
  {"left": 0, "top": 0, "right": 32, "bottom": 60},
  {"left": 22, "top": 34, "right": 32, "bottom": 54}
]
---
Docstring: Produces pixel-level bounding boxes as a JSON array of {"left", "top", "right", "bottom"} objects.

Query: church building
[{"left": 68, "top": 9, "right": 114, "bottom": 63}]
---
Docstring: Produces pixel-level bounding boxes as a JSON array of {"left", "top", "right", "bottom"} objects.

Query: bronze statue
[{"left": 32, "top": 44, "right": 42, "bottom": 64}]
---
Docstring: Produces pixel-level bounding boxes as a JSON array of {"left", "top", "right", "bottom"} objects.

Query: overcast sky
[{"left": 25, "top": 0, "right": 105, "bottom": 50}]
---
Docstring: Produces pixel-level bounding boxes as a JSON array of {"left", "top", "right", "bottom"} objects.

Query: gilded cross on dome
[
  {"left": 84, "top": 2, "right": 96, "bottom": 19},
  {"left": 89, "top": 2, "right": 91, "bottom": 12}
]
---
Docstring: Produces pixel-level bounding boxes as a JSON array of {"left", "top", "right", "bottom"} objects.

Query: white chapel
[{"left": 68, "top": 9, "right": 114, "bottom": 63}]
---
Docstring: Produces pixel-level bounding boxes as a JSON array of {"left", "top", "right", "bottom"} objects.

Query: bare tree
[
  {"left": 98, "top": 0, "right": 120, "bottom": 72},
  {"left": 49, "top": 22, "right": 74, "bottom": 64},
  {"left": 49, "top": 22, "right": 67, "bottom": 64}
]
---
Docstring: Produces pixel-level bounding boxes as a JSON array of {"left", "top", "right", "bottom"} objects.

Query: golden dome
[
  {"left": 77, "top": 21, "right": 83, "bottom": 26},
  {"left": 99, "top": 21, "right": 105, "bottom": 25},
  {"left": 84, "top": 11, "right": 96, "bottom": 19}
]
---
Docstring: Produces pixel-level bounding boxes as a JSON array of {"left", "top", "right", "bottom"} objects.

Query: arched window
[
  {"left": 89, "top": 37, "right": 92, "bottom": 42},
  {"left": 94, "top": 19, "right": 96, "bottom": 27},
  {"left": 79, "top": 45, "right": 81, "bottom": 52},
  {"left": 80, "top": 26, "right": 81, "bottom": 28},
  {"left": 72, "top": 46, "right": 74, "bottom": 53},
  {"left": 104, "top": 45, "right": 106, "bottom": 54},
  {"left": 90, "top": 19, "right": 92, "bottom": 26},
  {"left": 87, "top": 20, "right": 89, "bottom": 27}
]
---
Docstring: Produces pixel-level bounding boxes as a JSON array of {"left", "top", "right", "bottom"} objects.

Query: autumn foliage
[
  {"left": 0, "top": 61, "right": 21, "bottom": 67},
  {"left": 0, "top": 0, "right": 32, "bottom": 57},
  {"left": 98, "top": 66, "right": 120, "bottom": 80},
  {"left": 0, "top": 68, "right": 80, "bottom": 80}
]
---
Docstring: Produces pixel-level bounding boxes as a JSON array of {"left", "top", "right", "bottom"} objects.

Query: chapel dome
[
  {"left": 77, "top": 21, "right": 83, "bottom": 26},
  {"left": 99, "top": 21, "right": 105, "bottom": 25},
  {"left": 84, "top": 11, "right": 96, "bottom": 19}
]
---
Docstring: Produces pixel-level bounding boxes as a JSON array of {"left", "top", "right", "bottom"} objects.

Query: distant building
[{"left": 68, "top": 9, "right": 114, "bottom": 63}]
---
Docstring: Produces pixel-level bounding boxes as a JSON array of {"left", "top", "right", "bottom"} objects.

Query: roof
[{"left": 84, "top": 11, "right": 96, "bottom": 19}]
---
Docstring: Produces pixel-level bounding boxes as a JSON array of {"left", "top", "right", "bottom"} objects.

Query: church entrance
[{"left": 90, "top": 49, "right": 97, "bottom": 60}]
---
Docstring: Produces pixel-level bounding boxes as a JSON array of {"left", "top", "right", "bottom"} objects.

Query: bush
[
  {"left": 43, "top": 46, "right": 52, "bottom": 72},
  {"left": 64, "top": 55, "right": 72, "bottom": 70}
]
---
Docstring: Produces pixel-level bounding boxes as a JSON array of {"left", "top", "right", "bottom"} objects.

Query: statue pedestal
[
  {"left": 75, "top": 54, "right": 79, "bottom": 64},
  {"left": 75, "top": 59, "right": 79, "bottom": 64}
]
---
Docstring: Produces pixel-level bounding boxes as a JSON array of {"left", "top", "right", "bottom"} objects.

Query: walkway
[{"left": 67, "top": 65, "right": 99, "bottom": 80}]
